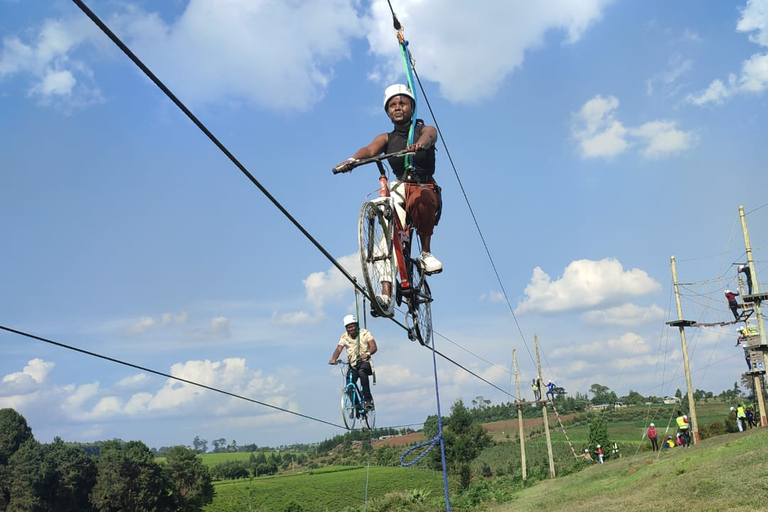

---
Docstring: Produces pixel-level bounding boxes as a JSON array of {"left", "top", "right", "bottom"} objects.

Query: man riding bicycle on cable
[
  {"left": 335, "top": 84, "right": 442, "bottom": 311},
  {"left": 328, "top": 315, "right": 378, "bottom": 410}
]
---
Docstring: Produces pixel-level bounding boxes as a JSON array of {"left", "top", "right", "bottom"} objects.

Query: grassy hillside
[{"left": 485, "top": 426, "right": 768, "bottom": 511}]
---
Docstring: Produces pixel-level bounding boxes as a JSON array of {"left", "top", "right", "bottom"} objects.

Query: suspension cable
[{"left": 0, "top": 324, "right": 345, "bottom": 429}]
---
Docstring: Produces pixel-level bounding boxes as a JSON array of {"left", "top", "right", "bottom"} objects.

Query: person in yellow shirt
[{"left": 329, "top": 315, "right": 378, "bottom": 410}]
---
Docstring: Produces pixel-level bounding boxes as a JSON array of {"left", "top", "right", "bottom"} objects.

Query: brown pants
[{"left": 390, "top": 181, "right": 439, "bottom": 237}]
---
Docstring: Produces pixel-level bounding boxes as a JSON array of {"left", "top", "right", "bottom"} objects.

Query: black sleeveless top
[{"left": 386, "top": 120, "right": 436, "bottom": 182}]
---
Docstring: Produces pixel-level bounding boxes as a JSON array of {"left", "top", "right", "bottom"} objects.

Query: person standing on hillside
[
  {"left": 596, "top": 444, "right": 604, "bottom": 464},
  {"left": 725, "top": 289, "right": 741, "bottom": 321},
  {"left": 647, "top": 423, "right": 658, "bottom": 452},
  {"left": 736, "top": 403, "right": 747, "bottom": 432},
  {"left": 329, "top": 315, "right": 378, "bottom": 410},
  {"left": 676, "top": 411, "right": 691, "bottom": 447}
]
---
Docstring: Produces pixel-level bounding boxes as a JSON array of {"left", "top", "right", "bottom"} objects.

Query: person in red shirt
[
  {"left": 647, "top": 423, "right": 658, "bottom": 452},
  {"left": 725, "top": 289, "right": 741, "bottom": 320}
]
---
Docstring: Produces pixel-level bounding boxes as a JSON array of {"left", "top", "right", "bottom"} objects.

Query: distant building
[{"left": 663, "top": 396, "right": 681, "bottom": 404}]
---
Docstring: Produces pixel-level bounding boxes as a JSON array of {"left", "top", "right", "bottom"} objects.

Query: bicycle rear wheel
[
  {"left": 358, "top": 198, "right": 396, "bottom": 317},
  {"left": 407, "top": 261, "right": 433, "bottom": 346},
  {"left": 361, "top": 406, "right": 376, "bottom": 430},
  {"left": 341, "top": 387, "right": 357, "bottom": 430}
]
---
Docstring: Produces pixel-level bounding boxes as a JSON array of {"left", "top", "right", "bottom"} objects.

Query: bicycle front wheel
[
  {"left": 362, "top": 406, "right": 376, "bottom": 430},
  {"left": 358, "top": 199, "right": 396, "bottom": 317},
  {"left": 341, "top": 387, "right": 357, "bottom": 430},
  {"left": 407, "top": 262, "right": 433, "bottom": 346}
]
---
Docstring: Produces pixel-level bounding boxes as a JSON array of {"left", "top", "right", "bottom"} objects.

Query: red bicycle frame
[{"left": 376, "top": 169, "right": 412, "bottom": 293}]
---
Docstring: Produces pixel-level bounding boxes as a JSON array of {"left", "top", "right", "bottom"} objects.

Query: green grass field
[
  {"left": 196, "top": 400, "right": 751, "bottom": 511},
  {"left": 203, "top": 466, "right": 447, "bottom": 512},
  {"left": 485, "top": 424, "right": 768, "bottom": 512}
]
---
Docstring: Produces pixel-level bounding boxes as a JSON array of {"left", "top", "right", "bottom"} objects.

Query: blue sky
[{"left": 2, "top": 0, "right": 768, "bottom": 449}]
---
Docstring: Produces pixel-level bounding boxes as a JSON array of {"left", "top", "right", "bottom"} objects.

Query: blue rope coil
[{"left": 399, "top": 434, "right": 442, "bottom": 467}]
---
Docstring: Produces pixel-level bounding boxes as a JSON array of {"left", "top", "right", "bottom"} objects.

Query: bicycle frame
[
  {"left": 334, "top": 149, "right": 415, "bottom": 293},
  {"left": 336, "top": 360, "right": 374, "bottom": 430},
  {"left": 373, "top": 161, "right": 412, "bottom": 293}
]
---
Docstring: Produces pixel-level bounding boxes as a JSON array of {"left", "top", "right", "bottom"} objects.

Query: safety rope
[
  {"left": 390, "top": 5, "right": 416, "bottom": 171},
  {"left": 398, "top": 328, "right": 452, "bottom": 510},
  {"left": 383, "top": 4, "right": 451, "bottom": 508},
  {"left": 549, "top": 401, "right": 578, "bottom": 460}
]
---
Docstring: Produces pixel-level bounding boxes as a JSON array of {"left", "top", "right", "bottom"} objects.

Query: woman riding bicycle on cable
[
  {"left": 335, "top": 84, "right": 442, "bottom": 310},
  {"left": 328, "top": 315, "right": 378, "bottom": 410}
]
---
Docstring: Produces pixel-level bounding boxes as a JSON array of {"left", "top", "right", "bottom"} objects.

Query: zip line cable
[{"left": 0, "top": 324, "right": 345, "bottom": 430}]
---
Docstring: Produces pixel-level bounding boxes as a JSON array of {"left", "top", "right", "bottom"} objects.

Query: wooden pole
[
  {"left": 536, "top": 334, "right": 556, "bottom": 477},
  {"left": 670, "top": 255, "right": 700, "bottom": 444},
  {"left": 513, "top": 349, "right": 527, "bottom": 480},
  {"left": 739, "top": 205, "right": 767, "bottom": 426}
]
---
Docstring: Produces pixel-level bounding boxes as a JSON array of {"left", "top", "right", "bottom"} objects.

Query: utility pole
[
  {"left": 535, "top": 334, "right": 556, "bottom": 477},
  {"left": 513, "top": 349, "right": 527, "bottom": 480},
  {"left": 666, "top": 256, "right": 700, "bottom": 444},
  {"left": 739, "top": 205, "right": 768, "bottom": 426}
]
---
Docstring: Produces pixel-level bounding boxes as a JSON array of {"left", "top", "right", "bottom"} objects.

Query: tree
[
  {"left": 0, "top": 408, "right": 34, "bottom": 508},
  {"left": 162, "top": 446, "right": 214, "bottom": 512},
  {"left": 623, "top": 390, "right": 645, "bottom": 405},
  {"left": 192, "top": 436, "right": 208, "bottom": 454},
  {"left": 426, "top": 400, "right": 492, "bottom": 489},
  {"left": 675, "top": 388, "right": 683, "bottom": 399},
  {"left": 42, "top": 437, "right": 98, "bottom": 512},
  {"left": 7, "top": 439, "right": 50, "bottom": 511},
  {"left": 211, "top": 438, "right": 227, "bottom": 453},
  {"left": 587, "top": 415, "right": 609, "bottom": 451},
  {"left": 91, "top": 440, "right": 171, "bottom": 512}
]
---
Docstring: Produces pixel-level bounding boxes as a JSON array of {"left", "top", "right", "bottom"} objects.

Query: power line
[{"left": 0, "top": 324, "right": 345, "bottom": 429}]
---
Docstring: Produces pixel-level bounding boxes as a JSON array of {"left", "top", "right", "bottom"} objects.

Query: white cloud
[
  {"left": 0, "top": 359, "right": 54, "bottom": 396},
  {"left": 688, "top": 0, "right": 768, "bottom": 105},
  {"left": 0, "top": 357, "right": 295, "bottom": 424},
  {"left": 3, "top": 1, "right": 616, "bottom": 110},
  {"left": 0, "top": 17, "right": 103, "bottom": 109},
  {"left": 303, "top": 253, "right": 361, "bottom": 311},
  {"left": 581, "top": 303, "right": 666, "bottom": 326},
  {"left": 551, "top": 332, "right": 651, "bottom": 359},
  {"left": 479, "top": 291, "right": 506, "bottom": 303},
  {"left": 629, "top": 120, "right": 696, "bottom": 159},
  {"left": 517, "top": 258, "right": 662, "bottom": 313},
  {"left": 572, "top": 95, "right": 694, "bottom": 159},
  {"left": 125, "top": 311, "right": 188, "bottom": 335},
  {"left": 366, "top": 0, "right": 615, "bottom": 103},
  {"left": 118, "top": 0, "right": 364, "bottom": 111}
]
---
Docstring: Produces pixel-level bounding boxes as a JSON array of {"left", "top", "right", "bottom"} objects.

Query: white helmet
[
  {"left": 726, "top": 289, "right": 731, "bottom": 294},
  {"left": 650, "top": 423, "right": 654, "bottom": 427},
  {"left": 596, "top": 444, "right": 601, "bottom": 448},
  {"left": 343, "top": 315, "right": 357, "bottom": 327},
  {"left": 383, "top": 84, "right": 415, "bottom": 111}
]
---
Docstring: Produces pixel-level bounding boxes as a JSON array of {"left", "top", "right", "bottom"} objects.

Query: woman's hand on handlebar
[{"left": 333, "top": 158, "right": 357, "bottom": 174}]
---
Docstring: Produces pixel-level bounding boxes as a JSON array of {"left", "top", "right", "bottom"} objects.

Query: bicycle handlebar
[{"left": 332, "top": 149, "right": 414, "bottom": 174}]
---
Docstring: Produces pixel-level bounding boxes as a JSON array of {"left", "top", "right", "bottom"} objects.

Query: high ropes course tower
[{"left": 667, "top": 205, "right": 768, "bottom": 441}]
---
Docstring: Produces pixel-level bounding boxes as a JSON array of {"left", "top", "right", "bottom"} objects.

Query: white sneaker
[
  {"left": 420, "top": 252, "right": 442, "bottom": 274},
  {"left": 375, "top": 293, "right": 391, "bottom": 309}
]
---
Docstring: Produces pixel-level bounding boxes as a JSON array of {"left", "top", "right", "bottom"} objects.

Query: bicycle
[
  {"left": 334, "top": 360, "right": 376, "bottom": 430},
  {"left": 333, "top": 150, "right": 433, "bottom": 346}
]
